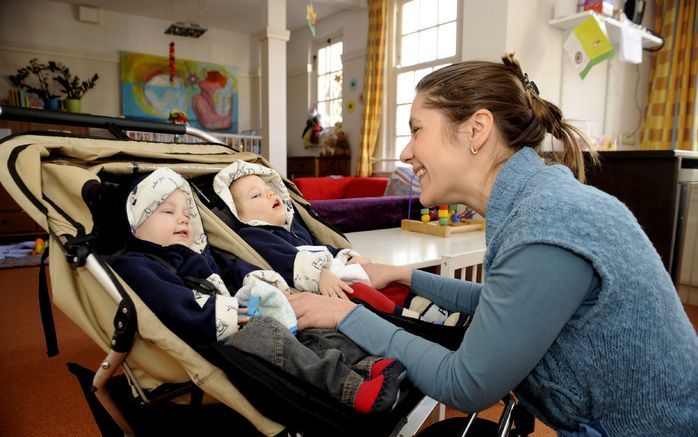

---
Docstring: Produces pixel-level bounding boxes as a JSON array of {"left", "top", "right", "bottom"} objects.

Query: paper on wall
[{"left": 563, "top": 15, "right": 615, "bottom": 79}]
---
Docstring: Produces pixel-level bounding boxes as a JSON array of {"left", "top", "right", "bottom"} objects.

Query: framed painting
[{"left": 120, "top": 51, "right": 239, "bottom": 133}]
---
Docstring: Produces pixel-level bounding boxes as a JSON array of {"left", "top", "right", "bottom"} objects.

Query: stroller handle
[{"left": 0, "top": 105, "right": 225, "bottom": 146}]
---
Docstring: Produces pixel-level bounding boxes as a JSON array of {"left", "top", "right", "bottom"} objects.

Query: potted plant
[
  {"left": 8, "top": 58, "right": 61, "bottom": 109},
  {"left": 51, "top": 62, "right": 99, "bottom": 113}
]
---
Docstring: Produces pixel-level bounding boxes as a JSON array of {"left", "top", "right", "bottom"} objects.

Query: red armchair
[{"left": 291, "top": 176, "right": 388, "bottom": 201}]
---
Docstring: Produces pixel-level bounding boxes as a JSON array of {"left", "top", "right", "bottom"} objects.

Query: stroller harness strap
[
  {"left": 38, "top": 247, "right": 59, "bottom": 357},
  {"left": 143, "top": 252, "right": 219, "bottom": 296}
]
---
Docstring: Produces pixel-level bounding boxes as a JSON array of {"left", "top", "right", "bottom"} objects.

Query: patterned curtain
[
  {"left": 640, "top": 0, "right": 698, "bottom": 150},
  {"left": 356, "top": 0, "right": 387, "bottom": 176}
]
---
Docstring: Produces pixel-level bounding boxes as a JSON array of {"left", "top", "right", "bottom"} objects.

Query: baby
[
  {"left": 110, "top": 167, "right": 405, "bottom": 414},
  {"left": 213, "top": 160, "right": 465, "bottom": 326}
]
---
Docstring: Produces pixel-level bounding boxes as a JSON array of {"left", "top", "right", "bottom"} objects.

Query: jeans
[{"left": 231, "top": 315, "right": 380, "bottom": 407}]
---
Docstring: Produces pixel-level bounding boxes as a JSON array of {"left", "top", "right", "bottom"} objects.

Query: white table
[{"left": 346, "top": 227, "right": 487, "bottom": 271}]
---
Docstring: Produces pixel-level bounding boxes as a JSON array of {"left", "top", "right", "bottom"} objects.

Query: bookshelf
[{"left": 124, "top": 130, "right": 263, "bottom": 155}]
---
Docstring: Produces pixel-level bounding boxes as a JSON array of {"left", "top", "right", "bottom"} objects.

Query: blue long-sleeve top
[{"left": 338, "top": 244, "right": 599, "bottom": 413}]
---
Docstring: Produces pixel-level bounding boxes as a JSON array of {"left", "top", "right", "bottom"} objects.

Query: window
[
  {"left": 315, "top": 39, "right": 343, "bottom": 128},
  {"left": 385, "top": 0, "right": 460, "bottom": 164}
]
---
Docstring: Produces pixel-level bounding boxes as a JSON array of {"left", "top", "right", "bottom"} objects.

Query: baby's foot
[{"left": 354, "top": 361, "right": 405, "bottom": 413}]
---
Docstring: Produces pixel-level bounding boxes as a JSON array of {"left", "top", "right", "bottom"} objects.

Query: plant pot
[
  {"left": 64, "top": 98, "right": 81, "bottom": 113},
  {"left": 43, "top": 98, "right": 61, "bottom": 110}
]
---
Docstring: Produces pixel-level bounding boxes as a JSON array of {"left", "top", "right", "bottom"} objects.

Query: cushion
[
  {"left": 293, "top": 176, "right": 353, "bottom": 200},
  {"left": 384, "top": 167, "right": 422, "bottom": 197},
  {"left": 344, "top": 177, "right": 389, "bottom": 198},
  {"left": 310, "top": 195, "right": 422, "bottom": 233},
  {"left": 292, "top": 176, "right": 388, "bottom": 201}
]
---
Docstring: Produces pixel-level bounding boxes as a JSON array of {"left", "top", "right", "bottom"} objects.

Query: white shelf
[{"left": 549, "top": 11, "right": 663, "bottom": 49}]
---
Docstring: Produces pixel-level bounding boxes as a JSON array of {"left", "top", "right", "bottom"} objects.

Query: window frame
[
  {"left": 380, "top": 0, "right": 462, "bottom": 171},
  {"left": 312, "top": 36, "right": 344, "bottom": 129}
]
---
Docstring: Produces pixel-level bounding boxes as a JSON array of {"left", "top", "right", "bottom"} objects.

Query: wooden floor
[{"left": 0, "top": 264, "right": 696, "bottom": 436}]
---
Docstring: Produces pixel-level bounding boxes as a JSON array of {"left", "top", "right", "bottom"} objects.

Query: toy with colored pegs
[
  {"left": 402, "top": 203, "right": 485, "bottom": 237},
  {"left": 438, "top": 205, "right": 449, "bottom": 225},
  {"left": 420, "top": 208, "right": 431, "bottom": 223}
]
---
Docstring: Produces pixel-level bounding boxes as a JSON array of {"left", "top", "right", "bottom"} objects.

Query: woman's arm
[
  {"left": 361, "top": 262, "right": 413, "bottom": 289},
  {"left": 410, "top": 270, "right": 483, "bottom": 314},
  {"left": 338, "top": 244, "right": 598, "bottom": 412},
  {"left": 362, "top": 262, "right": 483, "bottom": 313}
]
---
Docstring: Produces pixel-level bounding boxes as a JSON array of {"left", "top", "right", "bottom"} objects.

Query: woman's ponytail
[{"left": 417, "top": 53, "right": 597, "bottom": 183}]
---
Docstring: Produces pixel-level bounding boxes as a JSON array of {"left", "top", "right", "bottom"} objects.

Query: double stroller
[{"left": 0, "top": 106, "right": 534, "bottom": 436}]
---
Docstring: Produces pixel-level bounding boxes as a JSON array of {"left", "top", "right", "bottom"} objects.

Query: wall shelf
[{"left": 549, "top": 11, "right": 663, "bottom": 49}]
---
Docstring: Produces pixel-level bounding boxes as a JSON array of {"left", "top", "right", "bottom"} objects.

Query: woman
[{"left": 287, "top": 53, "right": 698, "bottom": 436}]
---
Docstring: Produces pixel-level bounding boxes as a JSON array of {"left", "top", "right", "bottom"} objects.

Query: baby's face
[
  {"left": 134, "top": 189, "right": 194, "bottom": 248},
  {"left": 229, "top": 175, "right": 287, "bottom": 227}
]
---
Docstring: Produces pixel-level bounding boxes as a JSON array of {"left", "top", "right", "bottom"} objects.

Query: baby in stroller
[
  {"left": 212, "top": 160, "right": 468, "bottom": 326},
  {"left": 109, "top": 167, "right": 406, "bottom": 414}
]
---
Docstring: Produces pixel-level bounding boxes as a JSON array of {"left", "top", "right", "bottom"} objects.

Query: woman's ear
[{"left": 467, "top": 109, "right": 494, "bottom": 151}]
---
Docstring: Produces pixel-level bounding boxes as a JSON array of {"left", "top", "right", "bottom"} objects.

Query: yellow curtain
[
  {"left": 640, "top": 0, "right": 698, "bottom": 150},
  {"left": 356, "top": 0, "right": 387, "bottom": 176}
]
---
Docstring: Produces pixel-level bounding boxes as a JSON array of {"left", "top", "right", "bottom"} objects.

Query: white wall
[
  {"left": 458, "top": 0, "right": 655, "bottom": 149},
  {"left": 286, "top": 9, "right": 367, "bottom": 175},
  {"left": 0, "top": 0, "right": 260, "bottom": 132},
  {"left": 505, "top": 0, "right": 563, "bottom": 106},
  {"left": 0, "top": 0, "right": 657, "bottom": 154}
]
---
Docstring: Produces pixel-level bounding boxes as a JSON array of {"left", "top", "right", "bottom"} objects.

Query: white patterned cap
[
  {"left": 213, "top": 160, "right": 294, "bottom": 231},
  {"left": 126, "top": 167, "right": 207, "bottom": 253}
]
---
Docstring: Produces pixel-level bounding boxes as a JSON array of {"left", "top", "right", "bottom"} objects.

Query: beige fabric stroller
[
  {"left": 0, "top": 106, "right": 532, "bottom": 437},
  {"left": 0, "top": 107, "right": 437, "bottom": 437}
]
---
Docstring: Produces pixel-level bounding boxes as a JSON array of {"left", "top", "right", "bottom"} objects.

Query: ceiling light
[{"left": 165, "top": 21, "right": 207, "bottom": 38}]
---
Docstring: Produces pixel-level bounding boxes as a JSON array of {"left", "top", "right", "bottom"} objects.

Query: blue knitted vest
[{"left": 484, "top": 148, "right": 698, "bottom": 436}]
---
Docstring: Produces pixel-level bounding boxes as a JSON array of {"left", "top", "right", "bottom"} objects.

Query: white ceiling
[{"left": 49, "top": 0, "right": 366, "bottom": 34}]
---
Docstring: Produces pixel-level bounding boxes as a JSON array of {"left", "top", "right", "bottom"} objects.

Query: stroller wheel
[{"left": 416, "top": 416, "right": 499, "bottom": 436}]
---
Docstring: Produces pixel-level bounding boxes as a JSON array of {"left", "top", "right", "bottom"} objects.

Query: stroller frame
[{"left": 0, "top": 106, "right": 531, "bottom": 437}]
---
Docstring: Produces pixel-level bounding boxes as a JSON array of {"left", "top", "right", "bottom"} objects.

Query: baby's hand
[
  {"left": 347, "top": 255, "right": 371, "bottom": 266},
  {"left": 319, "top": 268, "right": 354, "bottom": 300},
  {"left": 238, "top": 308, "right": 250, "bottom": 326}
]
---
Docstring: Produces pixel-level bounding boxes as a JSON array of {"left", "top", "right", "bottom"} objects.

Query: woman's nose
[{"left": 400, "top": 140, "right": 414, "bottom": 164}]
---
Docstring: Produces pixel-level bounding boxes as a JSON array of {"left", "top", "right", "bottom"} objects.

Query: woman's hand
[
  {"left": 362, "top": 262, "right": 413, "bottom": 289},
  {"left": 319, "top": 268, "right": 354, "bottom": 300},
  {"left": 286, "top": 291, "right": 357, "bottom": 330}
]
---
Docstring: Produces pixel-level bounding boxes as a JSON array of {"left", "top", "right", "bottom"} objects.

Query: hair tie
[{"left": 521, "top": 73, "right": 540, "bottom": 96}]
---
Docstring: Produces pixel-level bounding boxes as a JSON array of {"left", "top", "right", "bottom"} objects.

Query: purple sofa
[{"left": 308, "top": 195, "right": 423, "bottom": 233}]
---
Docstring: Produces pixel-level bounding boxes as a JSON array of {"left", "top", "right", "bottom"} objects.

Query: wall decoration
[
  {"left": 168, "top": 42, "right": 175, "bottom": 83},
  {"left": 349, "top": 77, "right": 358, "bottom": 92},
  {"left": 306, "top": 3, "right": 317, "bottom": 36},
  {"left": 120, "top": 51, "right": 239, "bottom": 132},
  {"left": 347, "top": 99, "right": 356, "bottom": 114}
]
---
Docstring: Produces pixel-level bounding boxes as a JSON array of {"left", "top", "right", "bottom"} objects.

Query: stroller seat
[{"left": 0, "top": 131, "right": 430, "bottom": 437}]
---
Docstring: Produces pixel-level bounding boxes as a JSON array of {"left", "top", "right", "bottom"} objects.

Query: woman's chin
[{"left": 418, "top": 193, "right": 437, "bottom": 208}]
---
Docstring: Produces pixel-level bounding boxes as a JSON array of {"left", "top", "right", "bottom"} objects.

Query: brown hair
[{"left": 416, "top": 53, "right": 595, "bottom": 183}]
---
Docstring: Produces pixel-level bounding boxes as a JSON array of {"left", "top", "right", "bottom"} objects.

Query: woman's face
[{"left": 400, "top": 93, "right": 472, "bottom": 207}]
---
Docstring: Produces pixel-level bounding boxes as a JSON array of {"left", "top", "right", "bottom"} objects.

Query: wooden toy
[{"left": 403, "top": 174, "right": 484, "bottom": 237}]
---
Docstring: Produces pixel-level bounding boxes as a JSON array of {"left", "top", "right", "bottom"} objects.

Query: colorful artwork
[{"left": 120, "top": 51, "right": 238, "bottom": 133}]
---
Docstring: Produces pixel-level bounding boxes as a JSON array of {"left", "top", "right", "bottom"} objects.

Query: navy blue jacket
[
  {"left": 110, "top": 238, "right": 257, "bottom": 346},
  {"left": 236, "top": 218, "right": 341, "bottom": 287}
]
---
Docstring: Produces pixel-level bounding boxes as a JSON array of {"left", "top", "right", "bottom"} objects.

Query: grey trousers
[{"left": 230, "top": 316, "right": 380, "bottom": 407}]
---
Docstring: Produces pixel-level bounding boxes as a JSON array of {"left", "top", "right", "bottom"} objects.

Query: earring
[{"left": 470, "top": 145, "right": 479, "bottom": 155}]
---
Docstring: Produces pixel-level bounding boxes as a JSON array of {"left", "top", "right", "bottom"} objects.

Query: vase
[
  {"left": 43, "top": 98, "right": 61, "bottom": 110},
  {"left": 64, "top": 98, "right": 81, "bottom": 113}
]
